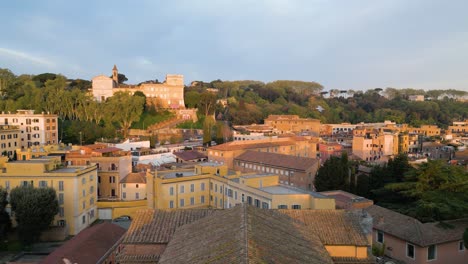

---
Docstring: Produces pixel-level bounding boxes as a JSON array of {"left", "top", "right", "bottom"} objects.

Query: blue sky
[{"left": 1, "top": 0, "right": 467, "bottom": 91}]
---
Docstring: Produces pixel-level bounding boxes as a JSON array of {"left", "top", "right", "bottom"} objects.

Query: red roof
[
  {"left": 40, "top": 222, "right": 126, "bottom": 264},
  {"left": 93, "top": 147, "right": 122, "bottom": 153}
]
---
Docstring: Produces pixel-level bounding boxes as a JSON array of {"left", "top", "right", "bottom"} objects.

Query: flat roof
[
  {"left": 54, "top": 167, "right": 88, "bottom": 173},
  {"left": 261, "top": 185, "right": 329, "bottom": 198},
  {"left": 199, "top": 162, "right": 221, "bottom": 167},
  {"left": 161, "top": 171, "right": 198, "bottom": 179}
]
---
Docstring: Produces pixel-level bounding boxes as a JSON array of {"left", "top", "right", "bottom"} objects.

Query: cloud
[{"left": 0, "top": 47, "right": 55, "bottom": 67}]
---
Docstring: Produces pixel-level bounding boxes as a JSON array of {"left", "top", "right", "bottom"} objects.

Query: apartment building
[
  {"left": 352, "top": 127, "right": 399, "bottom": 162},
  {"left": 92, "top": 65, "right": 185, "bottom": 109},
  {"left": 448, "top": 120, "right": 468, "bottom": 136},
  {"left": 147, "top": 163, "right": 334, "bottom": 211},
  {"left": 119, "top": 172, "right": 146, "bottom": 201},
  {"left": 0, "top": 156, "right": 98, "bottom": 235},
  {"left": 0, "top": 110, "right": 58, "bottom": 149},
  {"left": 207, "top": 136, "right": 318, "bottom": 168},
  {"left": 264, "top": 114, "right": 321, "bottom": 135},
  {"left": 65, "top": 144, "right": 132, "bottom": 199},
  {"left": 0, "top": 125, "right": 20, "bottom": 158}
]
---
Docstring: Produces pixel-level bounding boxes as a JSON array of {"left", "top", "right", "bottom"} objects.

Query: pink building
[
  {"left": 318, "top": 143, "right": 343, "bottom": 163},
  {"left": 365, "top": 205, "right": 467, "bottom": 264}
]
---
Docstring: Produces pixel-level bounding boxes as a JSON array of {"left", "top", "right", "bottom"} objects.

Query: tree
[
  {"left": 385, "top": 160, "right": 468, "bottom": 222},
  {"left": 315, "top": 153, "right": 350, "bottom": 191},
  {"left": 203, "top": 116, "right": 215, "bottom": 146},
  {"left": 185, "top": 91, "right": 201, "bottom": 108},
  {"left": 10, "top": 186, "right": 59, "bottom": 245},
  {"left": 110, "top": 73, "right": 128, "bottom": 84},
  {"left": 0, "top": 188, "right": 10, "bottom": 241},
  {"left": 105, "top": 91, "right": 145, "bottom": 138},
  {"left": 199, "top": 92, "right": 217, "bottom": 117}
]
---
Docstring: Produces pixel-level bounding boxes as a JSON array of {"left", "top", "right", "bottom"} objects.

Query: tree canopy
[{"left": 10, "top": 186, "right": 59, "bottom": 245}]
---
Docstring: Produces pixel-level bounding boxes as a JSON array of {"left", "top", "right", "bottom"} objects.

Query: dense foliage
[
  {"left": 0, "top": 188, "right": 10, "bottom": 242},
  {"left": 9, "top": 186, "right": 59, "bottom": 245},
  {"left": 188, "top": 80, "right": 468, "bottom": 127}
]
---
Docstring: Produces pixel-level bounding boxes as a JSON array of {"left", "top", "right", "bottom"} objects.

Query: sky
[{"left": 0, "top": 0, "right": 467, "bottom": 91}]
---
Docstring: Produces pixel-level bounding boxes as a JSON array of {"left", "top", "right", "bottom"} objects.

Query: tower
[{"left": 112, "top": 64, "right": 118, "bottom": 84}]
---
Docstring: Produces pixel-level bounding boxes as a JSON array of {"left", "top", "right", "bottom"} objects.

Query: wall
[{"left": 97, "top": 200, "right": 148, "bottom": 219}]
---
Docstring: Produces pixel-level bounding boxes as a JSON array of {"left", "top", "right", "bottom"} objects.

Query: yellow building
[
  {"left": 264, "top": 114, "right": 321, "bottom": 136},
  {"left": 0, "top": 156, "right": 98, "bottom": 235},
  {"left": 0, "top": 125, "right": 20, "bottom": 159},
  {"left": 147, "top": 163, "right": 335, "bottom": 211}
]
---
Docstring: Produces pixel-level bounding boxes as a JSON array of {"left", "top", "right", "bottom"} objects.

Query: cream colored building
[
  {"left": 264, "top": 115, "right": 320, "bottom": 136},
  {"left": 0, "top": 110, "right": 58, "bottom": 149},
  {"left": 91, "top": 65, "right": 185, "bottom": 109},
  {"left": 147, "top": 163, "right": 335, "bottom": 211},
  {"left": 0, "top": 125, "right": 20, "bottom": 159},
  {"left": 119, "top": 172, "right": 146, "bottom": 201},
  {"left": 0, "top": 156, "right": 98, "bottom": 235}
]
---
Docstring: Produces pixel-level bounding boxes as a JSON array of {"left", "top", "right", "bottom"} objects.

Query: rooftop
[
  {"left": 239, "top": 173, "right": 275, "bottom": 179},
  {"left": 120, "top": 172, "right": 146, "bottom": 184},
  {"left": 160, "top": 171, "right": 197, "bottom": 179},
  {"left": 365, "top": 205, "right": 468, "bottom": 247},
  {"left": 261, "top": 185, "right": 330, "bottom": 198},
  {"left": 235, "top": 150, "right": 319, "bottom": 171}
]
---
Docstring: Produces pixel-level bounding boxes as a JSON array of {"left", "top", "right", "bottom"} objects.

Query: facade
[
  {"left": 0, "top": 109, "right": 58, "bottom": 149},
  {"left": 117, "top": 205, "right": 373, "bottom": 263},
  {"left": 233, "top": 150, "right": 319, "bottom": 190},
  {"left": 92, "top": 65, "right": 185, "bottom": 109},
  {"left": 119, "top": 172, "right": 147, "bottom": 201},
  {"left": 65, "top": 144, "right": 132, "bottom": 199},
  {"left": 352, "top": 127, "right": 399, "bottom": 162},
  {"left": 0, "top": 156, "right": 98, "bottom": 235},
  {"left": 207, "top": 136, "right": 318, "bottom": 169},
  {"left": 0, "top": 125, "right": 20, "bottom": 158},
  {"left": 318, "top": 143, "right": 343, "bottom": 163},
  {"left": 448, "top": 120, "right": 468, "bottom": 136},
  {"left": 147, "top": 163, "right": 335, "bottom": 211},
  {"left": 365, "top": 205, "right": 468, "bottom": 264},
  {"left": 264, "top": 114, "right": 321, "bottom": 136},
  {"left": 404, "top": 124, "right": 441, "bottom": 137}
]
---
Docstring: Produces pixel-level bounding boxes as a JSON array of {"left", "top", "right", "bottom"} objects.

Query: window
[
  {"left": 190, "top": 184, "right": 194, "bottom": 192},
  {"left": 427, "top": 245, "right": 436, "bottom": 261},
  {"left": 136, "top": 193, "right": 139, "bottom": 199},
  {"left": 58, "top": 193, "right": 64, "bottom": 205},
  {"left": 123, "top": 192, "right": 126, "bottom": 199},
  {"left": 180, "top": 185, "right": 185, "bottom": 193},
  {"left": 169, "top": 187, "right": 174, "bottom": 195},
  {"left": 39, "top": 181, "right": 47, "bottom": 188},
  {"left": 5, "top": 181, "right": 9, "bottom": 191},
  {"left": 215, "top": 184, "right": 218, "bottom": 192},
  {"left": 190, "top": 197, "right": 194, "bottom": 205},
  {"left": 407, "top": 243, "right": 415, "bottom": 259},
  {"left": 201, "top": 182, "right": 205, "bottom": 191},
  {"left": 254, "top": 199, "right": 260, "bottom": 208},
  {"left": 459, "top": 241, "right": 465, "bottom": 251},
  {"left": 82, "top": 178, "right": 86, "bottom": 185},
  {"left": 292, "top": 205, "right": 301, "bottom": 209},
  {"left": 123, "top": 184, "right": 126, "bottom": 188},
  {"left": 234, "top": 191, "right": 237, "bottom": 200},
  {"left": 242, "top": 194, "right": 245, "bottom": 203},
  {"left": 169, "top": 200, "right": 174, "bottom": 208},
  {"left": 136, "top": 184, "right": 139, "bottom": 188},
  {"left": 220, "top": 186, "right": 223, "bottom": 194},
  {"left": 201, "top": 195, "right": 205, "bottom": 203},
  {"left": 59, "top": 207, "right": 64, "bottom": 217},
  {"left": 82, "top": 215, "right": 86, "bottom": 224},
  {"left": 377, "top": 231, "right": 384, "bottom": 243},
  {"left": 98, "top": 176, "right": 101, "bottom": 183},
  {"left": 210, "top": 182, "right": 213, "bottom": 190},
  {"left": 278, "top": 205, "right": 287, "bottom": 209},
  {"left": 82, "top": 190, "right": 86, "bottom": 197},
  {"left": 262, "top": 202, "right": 269, "bottom": 209},
  {"left": 82, "top": 201, "right": 85, "bottom": 209},
  {"left": 180, "top": 199, "right": 185, "bottom": 207},
  {"left": 90, "top": 197, "right": 94, "bottom": 205},
  {"left": 58, "top": 181, "right": 64, "bottom": 191},
  {"left": 247, "top": 196, "right": 252, "bottom": 205}
]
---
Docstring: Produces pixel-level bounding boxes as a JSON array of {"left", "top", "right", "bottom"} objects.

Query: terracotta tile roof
[
  {"left": 120, "top": 172, "right": 146, "bottom": 184},
  {"left": 365, "top": 205, "right": 468, "bottom": 247},
  {"left": 122, "top": 209, "right": 218, "bottom": 244},
  {"left": 82, "top": 143, "right": 107, "bottom": 150},
  {"left": 234, "top": 150, "right": 319, "bottom": 171},
  {"left": 332, "top": 256, "right": 375, "bottom": 264},
  {"left": 173, "top": 150, "right": 207, "bottom": 161},
  {"left": 209, "top": 140, "right": 295, "bottom": 151},
  {"left": 280, "top": 209, "right": 369, "bottom": 246},
  {"left": 158, "top": 205, "right": 334, "bottom": 264},
  {"left": 40, "top": 222, "right": 126, "bottom": 264}
]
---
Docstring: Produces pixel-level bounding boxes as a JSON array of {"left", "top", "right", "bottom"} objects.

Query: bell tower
[{"left": 112, "top": 64, "right": 118, "bottom": 84}]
